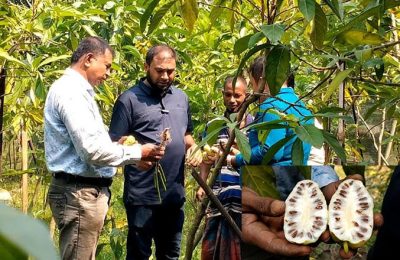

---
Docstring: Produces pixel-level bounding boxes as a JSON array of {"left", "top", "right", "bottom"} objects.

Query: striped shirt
[{"left": 203, "top": 114, "right": 253, "bottom": 217}]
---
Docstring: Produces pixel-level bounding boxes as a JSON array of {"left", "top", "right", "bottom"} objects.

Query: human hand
[
  {"left": 134, "top": 160, "right": 155, "bottom": 171},
  {"left": 196, "top": 187, "right": 206, "bottom": 201},
  {"left": 242, "top": 187, "right": 312, "bottom": 256},
  {"left": 117, "top": 136, "right": 128, "bottom": 145},
  {"left": 202, "top": 145, "right": 222, "bottom": 165},
  {"left": 141, "top": 144, "right": 165, "bottom": 161},
  {"left": 186, "top": 144, "right": 202, "bottom": 167}
]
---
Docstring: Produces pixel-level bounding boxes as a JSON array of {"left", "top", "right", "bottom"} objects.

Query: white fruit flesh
[
  {"left": 284, "top": 180, "right": 328, "bottom": 244},
  {"left": 328, "top": 179, "right": 374, "bottom": 247}
]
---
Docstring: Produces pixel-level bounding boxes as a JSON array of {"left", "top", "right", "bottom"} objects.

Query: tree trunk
[
  {"left": 21, "top": 129, "right": 28, "bottom": 213},
  {"left": 0, "top": 68, "right": 6, "bottom": 176},
  {"left": 337, "top": 62, "right": 345, "bottom": 164}
]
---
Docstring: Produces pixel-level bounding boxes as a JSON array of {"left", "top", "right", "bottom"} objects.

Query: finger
[
  {"left": 319, "top": 230, "right": 331, "bottom": 243},
  {"left": 119, "top": 136, "right": 128, "bottom": 144},
  {"left": 373, "top": 213, "right": 384, "bottom": 230},
  {"left": 242, "top": 187, "right": 285, "bottom": 216},
  {"left": 259, "top": 215, "right": 284, "bottom": 233},
  {"left": 243, "top": 219, "right": 311, "bottom": 257},
  {"left": 345, "top": 174, "right": 364, "bottom": 182}
]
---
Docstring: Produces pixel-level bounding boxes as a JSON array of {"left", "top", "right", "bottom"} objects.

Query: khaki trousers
[{"left": 48, "top": 177, "right": 110, "bottom": 260}]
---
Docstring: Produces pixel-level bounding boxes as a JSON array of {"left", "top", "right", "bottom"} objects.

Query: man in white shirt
[{"left": 44, "top": 36, "right": 164, "bottom": 260}]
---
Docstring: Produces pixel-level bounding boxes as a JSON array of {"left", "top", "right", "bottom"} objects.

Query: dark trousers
[{"left": 125, "top": 203, "right": 184, "bottom": 260}]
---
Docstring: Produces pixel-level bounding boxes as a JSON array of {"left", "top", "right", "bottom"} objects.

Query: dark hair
[
  {"left": 145, "top": 44, "right": 177, "bottom": 65},
  {"left": 287, "top": 72, "right": 294, "bottom": 88},
  {"left": 71, "top": 36, "right": 115, "bottom": 64},
  {"left": 249, "top": 55, "right": 292, "bottom": 87},
  {"left": 248, "top": 56, "right": 265, "bottom": 81},
  {"left": 223, "top": 75, "right": 247, "bottom": 91}
]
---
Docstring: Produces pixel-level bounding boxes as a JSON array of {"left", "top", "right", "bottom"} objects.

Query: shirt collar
[
  {"left": 64, "top": 68, "right": 95, "bottom": 96},
  {"left": 138, "top": 78, "right": 174, "bottom": 97}
]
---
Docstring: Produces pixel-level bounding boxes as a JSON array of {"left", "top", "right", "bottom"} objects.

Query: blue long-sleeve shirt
[{"left": 236, "top": 87, "right": 314, "bottom": 166}]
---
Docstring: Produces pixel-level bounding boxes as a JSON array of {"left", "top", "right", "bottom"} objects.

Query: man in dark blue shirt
[{"left": 109, "top": 44, "right": 201, "bottom": 260}]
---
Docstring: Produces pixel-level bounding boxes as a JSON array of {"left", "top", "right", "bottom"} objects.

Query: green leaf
[
  {"left": 386, "top": 104, "right": 396, "bottom": 120},
  {"left": 147, "top": 1, "right": 176, "bottom": 35},
  {"left": 337, "top": 30, "right": 385, "bottom": 46},
  {"left": 248, "top": 32, "right": 264, "bottom": 48},
  {"left": 233, "top": 34, "right": 252, "bottom": 55},
  {"left": 316, "top": 106, "right": 347, "bottom": 114},
  {"left": 245, "top": 121, "right": 289, "bottom": 131},
  {"left": 140, "top": 0, "right": 160, "bottom": 33},
  {"left": 242, "top": 166, "right": 281, "bottom": 199},
  {"left": 0, "top": 204, "right": 59, "bottom": 260},
  {"left": 195, "top": 125, "right": 226, "bottom": 155},
  {"left": 323, "top": 69, "right": 353, "bottom": 102},
  {"left": 209, "top": 0, "right": 227, "bottom": 25},
  {"left": 355, "top": 49, "right": 372, "bottom": 63},
  {"left": 322, "top": 130, "right": 346, "bottom": 162},
  {"left": 291, "top": 138, "right": 305, "bottom": 165},
  {"left": 37, "top": 54, "right": 70, "bottom": 69},
  {"left": 331, "top": 5, "right": 381, "bottom": 37},
  {"left": 0, "top": 50, "right": 26, "bottom": 67},
  {"left": 260, "top": 24, "right": 286, "bottom": 44},
  {"left": 180, "top": 0, "right": 199, "bottom": 32},
  {"left": 265, "top": 45, "right": 290, "bottom": 96},
  {"left": 34, "top": 75, "right": 46, "bottom": 100},
  {"left": 298, "top": 0, "right": 316, "bottom": 21},
  {"left": 384, "top": 0, "right": 400, "bottom": 10},
  {"left": 294, "top": 124, "right": 324, "bottom": 148},
  {"left": 323, "top": 0, "right": 343, "bottom": 20},
  {"left": 234, "top": 43, "right": 270, "bottom": 78},
  {"left": 235, "top": 128, "right": 251, "bottom": 163},
  {"left": 122, "top": 45, "right": 142, "bottom": 60},
  {"left": 262, "top": 134, "right": 295, "bottom": 165},
  {"left": 364, "top": 100, "right": 384, "bottom": 120},
  {"left": 42, "top": 17, "right": 54, "bottom": 29},
  {"left": 205, "top": 117, "right": 230, "bottom": 145},
  {"left": 82, "top": 25, "right": 97, "bottom": 36},
  {"left": 310, "top": 3, "right": 327, "bottom": 49},
  {"left": 375, "top": 62, "right": 384, "bottom": 81}
]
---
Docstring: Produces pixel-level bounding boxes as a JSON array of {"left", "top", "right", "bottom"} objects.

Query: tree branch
[
  {"left": 291, "top": 50, "right": 337, "bottom": 71},
  {"left": 349, "top": 77, "right": 400, "bottom": 87},
  {"left": 199, "top": 2, "right": 259, "bottom": 30}
]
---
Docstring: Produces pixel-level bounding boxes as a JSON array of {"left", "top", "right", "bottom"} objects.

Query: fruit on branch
[
  {"left": 284, "top": 180, "right": 328, "bottom": 244},
  {"left": 328, "top": 179, "right": 374, "bottom": 253}
]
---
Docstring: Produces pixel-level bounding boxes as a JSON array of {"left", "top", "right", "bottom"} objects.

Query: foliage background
[{"left": 1, "top": 0, "right": 400, "bottom": 258}]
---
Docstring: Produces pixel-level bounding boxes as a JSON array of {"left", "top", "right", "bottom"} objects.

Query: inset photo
[{"left": 241, "top": 165, "right": 393, "bottom": 260}]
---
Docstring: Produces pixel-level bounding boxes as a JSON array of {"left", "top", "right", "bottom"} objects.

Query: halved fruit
[
  {"left": 328, "top": 179, "right": 374, "bottom": 252},
  {"left": 284, "top": 180, "right": 328, "bottom": 244}
]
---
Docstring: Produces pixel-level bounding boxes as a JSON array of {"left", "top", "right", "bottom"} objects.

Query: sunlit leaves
[
  {"left": 265, "top": 44, "right": 290, "bottom": 96},
  {"left": 260, "top": 24, "right": 285, "bottom": 44},
  {"left": 180, "top": 0, "right": 198, "bottom": 32},
  {"left": 140, "top": 0, "right": 160, "bottom": 33},
  {"left": 323, "top": 69, "right": 353, "bottom": 102},
  {"left": 235, "top": 128, "right": 251, "bottom": 163},
  {"left": 336, "top": 30, "right": 385, "bottom": 46},
  {"left": 298, "top": 0, "right": 316, "bottom": 22},
  {"left": 310, "top": 3, "right": 327, "bottom": 49},
  {"left": 294, "top": 124, "right": 324, "bottom": 148}
]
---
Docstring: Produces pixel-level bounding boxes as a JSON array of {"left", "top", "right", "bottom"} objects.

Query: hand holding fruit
[
  {"left": 241, "top": 187, "right": 312, "bottom": 256},
  {"left": 202, "top": 144, "right": 222, "bottom": 165},
  {"left": 186, "top": 144, "right": 202, "bottom": 167}
]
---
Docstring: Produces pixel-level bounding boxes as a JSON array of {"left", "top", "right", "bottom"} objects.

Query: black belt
[{"left": 52, "top": 172, "right": 112, "bottom": 187}]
